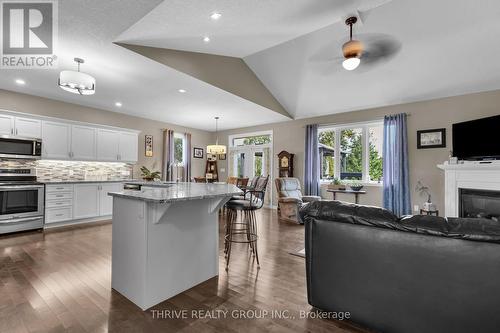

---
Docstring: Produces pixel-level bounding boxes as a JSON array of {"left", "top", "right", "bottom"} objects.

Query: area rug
[{"left": 289, "top": 248, "right": 305, "bottom": 258}]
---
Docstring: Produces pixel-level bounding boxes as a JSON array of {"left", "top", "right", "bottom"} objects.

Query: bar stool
[{"left": 224, "top": 176, "right": 269, "bottom": 271}]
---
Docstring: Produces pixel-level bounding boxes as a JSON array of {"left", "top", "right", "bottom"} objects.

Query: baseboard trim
[{"left": 44, "top": 216, "right": 112, "bottom": 229}]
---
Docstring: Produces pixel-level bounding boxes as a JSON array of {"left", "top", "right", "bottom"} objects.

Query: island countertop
[{"left": 108, "top": 182, "right": 242, "bottom": 203}]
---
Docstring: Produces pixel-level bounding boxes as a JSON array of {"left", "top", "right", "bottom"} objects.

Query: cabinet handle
[
  {"left": 15, "top": 129, "right": 18, "bottom": 135},
  {"left": 55, "top": 214, "right": 63, "bottom": 217},
  {"left": 10, "top": 128, "right": 13, "bottom": 135},
  {"left": 56, "top": 187, "right": 64, "bottom": 190},
  {"left": 55, "top": 195, "right": 63, "bottom": 197}
]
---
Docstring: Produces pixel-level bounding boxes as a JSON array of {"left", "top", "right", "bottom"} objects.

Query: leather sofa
[
  {"left": 301, "top": 200, "right": 500, "bottom": 333},
  {"left": 275, "top": 177, "right": 321, "bottom": 223}
]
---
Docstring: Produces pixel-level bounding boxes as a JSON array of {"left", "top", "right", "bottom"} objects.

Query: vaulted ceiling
[{"left": 1, "top": 0, "right": 500, "bottom": 131}]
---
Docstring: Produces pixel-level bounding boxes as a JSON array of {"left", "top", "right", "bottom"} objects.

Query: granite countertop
[
  {"left": 43, "top": 179, "right": 135, "bottom": 184},
  {"left": 108, "top": 182, "right": 242, "bottom": 203}
]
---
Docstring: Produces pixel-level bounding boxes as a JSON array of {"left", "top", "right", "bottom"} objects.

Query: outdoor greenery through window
[
  {"left": 233, "top": 135, "right": 271, "bottom": 147},
  {"left": 318, "top": 122, "right": 383, "bottom": 183},
  {"left": 174, "top": 133, "right": 184, "bottom": 165}
]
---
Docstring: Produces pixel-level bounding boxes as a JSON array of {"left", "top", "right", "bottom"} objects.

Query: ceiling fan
[
  {"left": 341, "top": 16, "right": 401, "bottom": 71},
  {"left": 309, "top": 15, "right": 401, "bottom": 73}
]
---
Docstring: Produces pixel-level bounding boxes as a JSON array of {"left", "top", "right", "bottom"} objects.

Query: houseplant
[
  {"left": 415, "top": 180, "right": 436, "bottom": 211},
  {"left": 328, "top": 177, "right": 346, "bottom": 190},
  {"left": 140, "top": 166, "right": 161, "bottom": 181},
  {"left": 347, "top": 180, "right": 364, "bottom": 192}
]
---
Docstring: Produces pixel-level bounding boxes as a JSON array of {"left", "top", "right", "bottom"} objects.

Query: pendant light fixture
[
  {"left": 207, "top": 117, "right": 227, "bottom": 155},
  {"left": 58, "top": 58, "right": 96, "bottom": 95}
]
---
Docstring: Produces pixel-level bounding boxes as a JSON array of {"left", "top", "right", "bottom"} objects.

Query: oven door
[
  {"left": 0, "top": 185, "right": 44, "bottom": 221},
  {"left": 0, "top": 138, "right": 42, "bottom": 159}
]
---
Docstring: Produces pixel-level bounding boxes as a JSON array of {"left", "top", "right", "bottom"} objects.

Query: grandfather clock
[{"left": 277, "top": 151, "right": 294, "bottom": 177}]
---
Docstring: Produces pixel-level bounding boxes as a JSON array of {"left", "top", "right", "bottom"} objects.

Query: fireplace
[{"left": 459, "top": 188, "right": 500, "bottom": 221}]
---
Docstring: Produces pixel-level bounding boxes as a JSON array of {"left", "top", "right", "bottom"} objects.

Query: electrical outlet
[
  {"left": 220, "top": 168, "right": 226, "bottom": 173},
  {"left": 68, "top": 170, "right": 74, "bottom": 176},
  {"left": 413, "top": 205, "right": 420, "bottom": 212}
]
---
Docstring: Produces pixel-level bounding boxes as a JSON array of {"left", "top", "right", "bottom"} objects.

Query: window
[
  {"left": 232, "top": 134, "right": 271, "bottom": 147},
  {"left": 173, "top": 133, "right": 185, "bottom": 165},
  {"left": 254, "top": 152, "right": 263, "bottom": 176},
  {"left": 318, "top": 121, "right": 383, "bottom": 183}
]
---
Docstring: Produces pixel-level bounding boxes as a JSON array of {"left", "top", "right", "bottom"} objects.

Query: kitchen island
[{"left": 108, "top": 182, "right": 242, "bottom": 310}]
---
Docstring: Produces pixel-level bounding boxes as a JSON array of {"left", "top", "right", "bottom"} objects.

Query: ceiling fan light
[{"left": 342, "top": 57, "right": 360, "bottom": 71}]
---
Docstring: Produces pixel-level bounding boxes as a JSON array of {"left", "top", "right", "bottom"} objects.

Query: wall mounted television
[{"left": 453, "top": 114, "right": 500, "bottom": 160}]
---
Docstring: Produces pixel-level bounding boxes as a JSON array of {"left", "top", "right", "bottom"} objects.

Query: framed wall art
[
  {"left": 145, "top": 135, "right": 153, "bottom": 157},
  {"left": 417, "top": 128, "right": 446, "bottom": 149}
]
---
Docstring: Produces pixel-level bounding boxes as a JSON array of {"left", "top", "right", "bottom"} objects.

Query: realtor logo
[{"left": 1, "top": 0, "right": 58, "bottom": 68}]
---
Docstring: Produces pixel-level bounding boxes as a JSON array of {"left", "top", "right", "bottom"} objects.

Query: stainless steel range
[{"left": 0, "top": 169, "right": 44, "bottom": 234}]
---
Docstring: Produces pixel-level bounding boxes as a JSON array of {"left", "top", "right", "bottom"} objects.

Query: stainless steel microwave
[{"left": 0, "top": 137, "right": 42, "bottom": 159}]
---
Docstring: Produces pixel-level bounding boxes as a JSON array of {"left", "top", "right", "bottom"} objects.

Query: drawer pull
[
  {"left": 55, "top": 214, "right": 63, "bottom": 217},
  {"left": 55, "top": 195, "right": 63, "bottom": 197},
  {"left": 56, "top": 187, "right": 65, "bottom": 190}
]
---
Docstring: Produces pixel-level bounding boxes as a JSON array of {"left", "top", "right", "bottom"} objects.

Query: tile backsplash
[{"left": 0, "top": 159, "right": 133, "bottom": 181}]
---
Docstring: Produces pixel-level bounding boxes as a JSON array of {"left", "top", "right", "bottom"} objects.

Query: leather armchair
[{"left": 275, "top": 177, "right": 321, "bottom": 223}]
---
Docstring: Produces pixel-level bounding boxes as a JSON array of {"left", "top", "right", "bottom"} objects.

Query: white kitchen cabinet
[
  {"left": 15, "top": 117, "right": 41, "bottom": 138},
  {"left": 118, "top": 132, "right": 138, "bottom": 162},
  {"left": 71, "top": 125, "right": 97, "bottom": 160},
  {"left": 45, "top": 184, "right": 74, "bottom": 224},
  {"left": 73, "top": 184, "right": 100, "bottom": 219},
  {"left": 99, "top": 183, "right": 123, "bottom": 216},
  {"left": 0, "top": 115, "right": 14, "bottom": 136},
  {"left": 42, "top": 121, "right": 71, "bottom": 159},
  {"left": 97, "top": 129, "right": 120, "bottom": 161}
]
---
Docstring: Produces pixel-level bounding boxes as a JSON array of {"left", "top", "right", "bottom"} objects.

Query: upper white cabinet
[
  {"left": 119, "top": 132, "right": 138, "bottom": 162},
  {"left": 0, "top": 115, "right": 41, "bottom": 138},
  {"left": 42, "top": 121, "right": 71, "bottom": 159},
  {"left": 71, "top": 125, "right": 97, "bottom": 160},
  {"left": 0, "top": 115, "right": 14, "bottom": 136},
  {"left": 1, "top": 111, "right": 138, "bottom": 163},
  {"left": 15, "top": 117, "right": 42, "bottom": 138},
  {"left": 97, "top": 129, "right": 121, "bottom": 161}
]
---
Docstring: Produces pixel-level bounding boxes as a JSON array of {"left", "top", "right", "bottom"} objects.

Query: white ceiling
[
  {"left": 2, "top": 0, "right": 500, "bottom": 131},
  {"left": 244, "top": 0, "right": 500, "bottom": 119},
  {"left": 0, "top": 0, "right": 289, "bottom": 131},
  {"left": 116, "top": 0, "right": 391, "bottom": 58}
]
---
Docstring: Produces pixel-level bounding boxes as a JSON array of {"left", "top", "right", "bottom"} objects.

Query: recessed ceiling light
[
  {"left": 203, "top": 36, "right": 211, "bottom": 43},
  {"left": 178, "top": 89, "right": 187, "bottom": 93},
  {"left": 15, "top": 79, "right": 26, "bottom": 85},
  {"left": 210, "top": 12, "right": 222, "bottom": 20},
  {"left": 115, "top": 102, "right": 122, "bottom": 107}
]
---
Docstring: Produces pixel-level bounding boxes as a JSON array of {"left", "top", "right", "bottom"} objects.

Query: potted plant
[
  {"left": 347, "top": 180, "right": 364, "bottom": 192},
  {"left": 140, "top": 166, "right": 161, "bottom": 182},
  {"left": 328, "top": 177, "right": 346, "bottom": 190},
  {"left": 415, "top": 180, "right": 436, "bottom": 211}
]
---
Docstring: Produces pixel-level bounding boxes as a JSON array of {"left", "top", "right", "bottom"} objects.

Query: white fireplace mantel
[{"left": 438, "top": 161, "right": 500, "bottom": 217}]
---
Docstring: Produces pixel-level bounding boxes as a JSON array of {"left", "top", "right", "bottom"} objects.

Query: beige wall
[
  {"left": 0, "top": 89, "right": 212, "bottom": 179},
  {"left": 217, "top": 89, "right": 500, "bottom": 214}
]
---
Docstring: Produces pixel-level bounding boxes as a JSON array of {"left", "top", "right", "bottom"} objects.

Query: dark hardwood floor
[{"left": 0, "top": 209, "right": 367, "bottom": 333}]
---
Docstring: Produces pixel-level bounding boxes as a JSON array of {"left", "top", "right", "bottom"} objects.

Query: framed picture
[
  {"left": 417, "top": 128, "right": 446, "bottom": 149},
  {"left": 145, "top": 135, "right": 153, "bottom": 157},
  {"left": 193, "top": 147, "right": 204, "bottom": 159},
  {"left": 218, "top": 153, "right": 226, "bottom": 160}
]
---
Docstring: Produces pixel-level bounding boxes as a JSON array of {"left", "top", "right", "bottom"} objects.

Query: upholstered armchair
[{"left": 275, "top": 178, "right": 321, "bottom": 223}]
